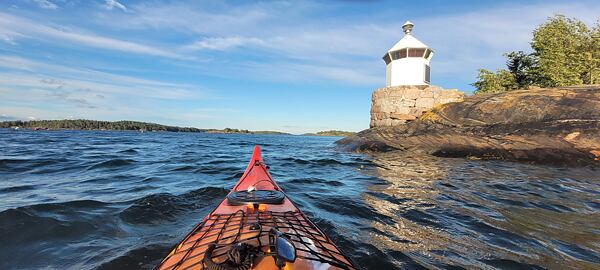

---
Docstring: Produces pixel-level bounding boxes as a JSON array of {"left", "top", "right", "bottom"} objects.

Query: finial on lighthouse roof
[{"left": 402, "top": 21, "right": 414, "bottom": 35}]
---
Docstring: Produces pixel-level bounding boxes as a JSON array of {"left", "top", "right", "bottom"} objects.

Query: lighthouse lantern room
[{"left": 383, "top": 21, "right": 433, "bottom": 87}]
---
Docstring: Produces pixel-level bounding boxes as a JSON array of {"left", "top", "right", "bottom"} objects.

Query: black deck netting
[{"left": 159, "top": 210, "right": 356, "bottom": 270}]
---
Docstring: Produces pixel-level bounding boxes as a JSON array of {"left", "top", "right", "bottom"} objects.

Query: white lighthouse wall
[
  {"left": 386, "top": 63, "right": 392, "bottom": 86},
  {"left": 389, "top": 57, "right": 430, "bottom": 86}
]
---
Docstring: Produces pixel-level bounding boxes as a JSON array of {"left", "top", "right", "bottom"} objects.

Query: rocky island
[
  {"left": 339, "top": 15, "right": 600, "bottom": 166},
  {"left": 337, "top": 85, "right": 600, "bottom": 166}
]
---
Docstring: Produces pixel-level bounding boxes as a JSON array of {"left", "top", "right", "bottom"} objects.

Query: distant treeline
[
  {"left": 205, "top": 128, "right": 290, "bottom": 135},
  {"left": 304, "top": 130, "right": 355, "bottom": 137},
  {"left": 0, "top": 119, "right": 202, "bottom": 132}
]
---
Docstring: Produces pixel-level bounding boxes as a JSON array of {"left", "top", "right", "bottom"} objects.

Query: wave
[
  {"left": 95, "top": 244, "right": 170, "bottom": 270},
  {"left": 0, "top": 184, "right": 38, "bottom": 193},
  {"left": 170, "top": 165, "right": 195, "bottom": 171},
  {"left": 140, "top": 176, "right": 161, "bottom": 183},
  {"left": 119, "top": 187, "right": 228, "bottom": 225},
  {"left": 88, "top": 159, "right": 135, "bottom": 170},
  {"left": 0, "top": 200, "right": 110, "bottom": 245},
  {"left": 0, "top": 157, "right": 71, "bottom": 172},
  {"left": 0, "top": 208, "right": 96, "bottom": 245},
  {"left": 118, "top": 148, "right": 139, "bottom": 154},
  {"left": 18, "top": 199, "right": 109, "bottom": 211},
  {"left": 229, "top": 141, "right": 274, "bottom": 147},
  {"left": 279, "top": 157, "right": 351, "bottom": 166},
  {"left": 286, "top": 178, "right": 345, "bottom": 187},
  {"left": 3, "top": 129, "right": 598, "bottom": 270},
  {"left": 0, "top": 158, "right": 30, "bottom": 166},
  {"left": 205, "top": 159, "right": 238, "bottom": 165}
]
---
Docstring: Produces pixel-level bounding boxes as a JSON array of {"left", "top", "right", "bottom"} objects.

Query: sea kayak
[{"left": 156, "top": 145, "right": 357, "bottom": 270}]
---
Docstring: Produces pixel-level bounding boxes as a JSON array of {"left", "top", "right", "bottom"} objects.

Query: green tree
[
  {"left": 505, "top": 51, "right": 537, "bottom": 88},
  {"left": 473, "top": 69, "right": 518, "bottom": 94},
  {"left": 473, "top": 15, "right": 600, "bottom": 93},
  {"left": 531, "top": 15, "right": 592, "bottom": 87},
  {"left": 588, "top": 20, "right": 600, "bottom": 84}
]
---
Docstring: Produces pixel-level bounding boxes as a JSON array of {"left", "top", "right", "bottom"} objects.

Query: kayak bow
[{"left": 156, "top": 145, "right": 357, "bottom": 270}]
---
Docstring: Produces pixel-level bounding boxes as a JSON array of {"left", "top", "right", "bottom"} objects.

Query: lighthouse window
[
  {"left": 408, "top": 48, "right": 425, "bottom": 57},
  {"left": 399, "top": 49, "right": 407, "bottom": 59},
  {"left": 383, "top": 53, "right": 391, "bottom": 64},
  {"left": 424, "top": 49, "right": 432, "bottom": 59},
  {"left": 390, "top": 50, "right": 407, "bottom": 60},
  {"left": 425, "top": 64, "right": 431, "bottom": 83}
]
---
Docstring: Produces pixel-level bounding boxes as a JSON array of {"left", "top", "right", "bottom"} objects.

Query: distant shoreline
[
  {"left": 1, "top": 119, "right": 201, "bottom": 133},
  {"left": 203, "top": 128, "right": 290, "bottom": 135},
  {"left": 302, "top": 130, "right": 356, "bottom": 137},
  {"left": 1, "top": 119, "right": 355, "bottom": 137}
]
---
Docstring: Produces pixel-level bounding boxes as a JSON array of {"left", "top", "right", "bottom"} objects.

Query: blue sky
[{"left": 0, "top": 0, "right": 599, "bottom": 133}]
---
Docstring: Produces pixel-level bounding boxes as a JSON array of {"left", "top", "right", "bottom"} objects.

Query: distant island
[
  {"left": 1, "top": 120, "right": 357, "bottom": 137},
  {"left": 303, "top": 130, "right": 356, "bottom": 137},
  {"left": 204, "top": 128, "right": 290, "bottom": 135},
  {"left": 0, "top": 119, "right": 201, "bottom": 132}
]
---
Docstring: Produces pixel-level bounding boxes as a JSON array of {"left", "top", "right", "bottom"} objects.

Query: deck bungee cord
[{"left": 155, "top": 145, "right": 357, "bottom": 270}]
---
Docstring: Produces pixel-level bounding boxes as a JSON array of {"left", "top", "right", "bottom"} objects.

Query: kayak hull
[{"left": 156, "top": 145, "right": 356, "bottom": 270}]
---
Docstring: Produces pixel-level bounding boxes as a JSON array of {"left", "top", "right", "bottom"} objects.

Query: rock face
[
  {"left": 370, "top": 85, "right": 465, "bottom": 127},
  {"left": 339, "top": 85, "right": 600, "bottom": 166}
]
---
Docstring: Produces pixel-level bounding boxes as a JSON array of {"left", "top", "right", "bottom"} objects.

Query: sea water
[{"left": 0, "top": 129, "right": 598, "bottom": 269}]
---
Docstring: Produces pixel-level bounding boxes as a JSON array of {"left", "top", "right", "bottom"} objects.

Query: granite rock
[{"left": 341, "top": 85, "right": 600, "bottom": 166}]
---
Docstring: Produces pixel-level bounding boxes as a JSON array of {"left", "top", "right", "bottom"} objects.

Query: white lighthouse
[{"left": 383, "top": 21, "right": 433, "bottom": 87}]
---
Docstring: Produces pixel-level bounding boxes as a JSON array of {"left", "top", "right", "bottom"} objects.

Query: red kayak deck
[{"left": 156, "top": 145, "right": 356, "bottom": 270}]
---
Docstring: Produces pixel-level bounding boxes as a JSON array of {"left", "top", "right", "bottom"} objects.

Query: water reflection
[{"left": 362, "top": 151, "right": 600, "bottom": 269}]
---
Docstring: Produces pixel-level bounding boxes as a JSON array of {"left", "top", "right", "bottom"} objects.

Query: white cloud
[
  {"left": 4, "top": 1, "right": 600, "bottom": 98},
  {"left": 3, "top": 0, "right": 597, "bottom": 132},
  {"left": 0, "top": 114, "right": 18, "bottom": 121},
  {"left": 30, "top": 0, "right": 57, "bottom": 10},
  {"left": 0, "top": 62, "right": 211, "bottom": 126},
  {"left": 0, "top": 71, "right": 198, "bottom": 102},
  {"left": 234, "top": 60, "right": 380, "bottom": 85},
  {"left": 0, "top": 12, "right": 184, "bottom": 59},
  {"left": 0, "top": 34, "right": 17, "bottom": 45},
  {"left": 104, "top": 0, "right": 127, "bottom": 12},
  {"left": 185, "top": 36, "right": 264, "bottom": 51},
  {"left": 103, "top": 2, "right": 269, "bottom": 34},
  {"left": 7, "top": 1, "right": 599, "bottom": 87},
  {"left": 0, "top": 55, "right": 206, "bottom": 103},
  {"left": 96, "top": 1, "right": 600, "bottom": 87}
]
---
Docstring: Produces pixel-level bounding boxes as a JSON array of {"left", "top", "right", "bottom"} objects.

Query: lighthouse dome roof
[{"left": 387, "top": 34, "right": 428, "bottom": 52}]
